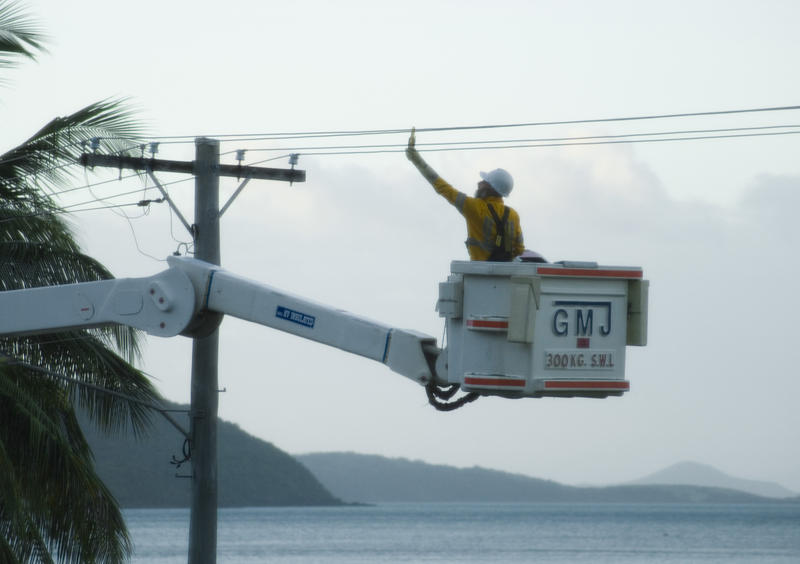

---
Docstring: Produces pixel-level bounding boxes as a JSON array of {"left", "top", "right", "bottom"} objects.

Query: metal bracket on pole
[
  {"left": 146, "top": 168, "right": 193, "bottom": 236},
  {"left": 219, "top": 176, "right": 252, "bottom": 218}
]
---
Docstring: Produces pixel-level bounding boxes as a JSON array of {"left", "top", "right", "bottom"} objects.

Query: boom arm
[
  {"left": 172, "top": 256, "right": 438, "bottom": 385},
  {"left": 0, "top": 257, "right": 440, "bottom": 387},
  {"left": 0, "top": 266, "right": 196, "bottom": 338}
]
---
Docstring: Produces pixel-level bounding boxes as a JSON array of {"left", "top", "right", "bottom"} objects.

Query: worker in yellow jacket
[{"left": 406, "top": 128, "right": 525, "bottom": 261}]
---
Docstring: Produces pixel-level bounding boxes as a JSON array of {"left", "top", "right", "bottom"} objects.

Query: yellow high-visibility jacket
[{"left": 430, "top": 176, "right": 525, "bottom": 261}]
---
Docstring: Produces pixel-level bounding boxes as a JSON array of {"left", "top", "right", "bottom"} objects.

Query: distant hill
[
  {"left": 297, "top": 452, "right": 794, "bottom": 504},
  {"left": 82, "top": 404, "right": 796, "bottom": 509},
  {"left": 627, "top": 461, "right": 797, "bottom": 499},
  {"left": 82, "top": 402, "right": 342, "bottom": 508},
  {"left": 299, "top": 452, "right": 571, "bottom": 503}
]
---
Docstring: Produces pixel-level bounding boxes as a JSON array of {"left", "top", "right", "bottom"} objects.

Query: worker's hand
[
  {"left": 406, "top": 127, "right": 418, "bottom": 161},
  {"left": 406, "top": 127, "right": 438, "bottom": 182}
]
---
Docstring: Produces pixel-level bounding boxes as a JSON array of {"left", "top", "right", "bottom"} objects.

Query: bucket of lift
[{"left": 436, "top": 260, "right": 648, "bottom": 399}]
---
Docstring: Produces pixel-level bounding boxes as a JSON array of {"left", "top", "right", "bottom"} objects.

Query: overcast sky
[{"left": 6, "top": 0, "right": 800, "bottom": 491}]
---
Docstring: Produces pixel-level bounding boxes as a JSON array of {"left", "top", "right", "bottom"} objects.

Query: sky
[{"left": 4, "top": 0, "right": 800, "bottom": 491}]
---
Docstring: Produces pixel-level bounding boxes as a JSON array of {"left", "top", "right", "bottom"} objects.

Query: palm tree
[{"left": 1, "top": 1, "right": 163, "bottom": 561}]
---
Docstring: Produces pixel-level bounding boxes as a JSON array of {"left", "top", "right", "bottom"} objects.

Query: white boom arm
[
  {"left": 0, "top": 266, "right": 196, "bottom": 338},
  {"left": 172, "top": 257, "right": 438, "bottom": 385},
  {"left": 0, "top": 256, "right": 439, "bottom": 387}
]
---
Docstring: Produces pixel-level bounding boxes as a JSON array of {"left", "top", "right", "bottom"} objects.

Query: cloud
[{"left": 738, "top": 173, "right": 800, "bottom": 247}]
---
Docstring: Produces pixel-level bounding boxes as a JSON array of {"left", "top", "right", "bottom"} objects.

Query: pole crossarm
[{"left": 79, "top": 153, "right": 306, "bottom": 183}]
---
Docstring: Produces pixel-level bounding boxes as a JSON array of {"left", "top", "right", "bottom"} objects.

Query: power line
[
  {"left": 0, "top": 190, "right": 175, "bottom": 225},
  {"left": 7, "top": 104, "right": 798, "bottom": 184},
  {"left": 53, "top": 174, "right": 193, "bottom": 207},
  {"left": 60, "top": 185, "right": 162, "bottom": 212},
  {"left": 416, "top": 128, "right": 800, "bottom": 151},
  {"left": 0, "top": 136, "right": 146, "bottom": 170},
  {"left": 6, "top": 103, "right": 799, "bottom": 174},
  {"left": 224, "top": 124, "right": 800, "bottom": 155},
  {"left": 28, "top": 124, "right": 793, "bottom": 207},
  {"left": 258, "top": 129, "right": 800, "bottom": 159},
  {"left": 4, "top": 107, "right": 797, "bottom": 227},
  {"left": 61, "top": 201, "right": 161, "bottom": 215},
  {"left": 9, "top": 126, "right": 798, "bottom": 211},
  {"left": 53, "top": 171, "right": 143, "bottom": 196},
  {"left": 135, "top": 103, "right": 800, "bottom": 142}
]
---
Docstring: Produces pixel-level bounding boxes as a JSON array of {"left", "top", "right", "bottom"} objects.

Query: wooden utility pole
[
  {"left": 188, "top": 138, "right": 221, "bottom": 563},
  {"left": 81, "top": 138, "right": 304, "bottom": 564}
]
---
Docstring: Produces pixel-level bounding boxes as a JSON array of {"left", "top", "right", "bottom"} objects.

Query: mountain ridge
[
  {"left": 626, "top": 460, "right": 796, "bottom": 498},
  {"left": 82, "top": 402, "right": 342, "bottom": 508},
  {"left": 82, "top": 404, "right": 797, "bottom": 508},
  {"left": 297, "top": 452, "right": 798, "bottom": 504}
]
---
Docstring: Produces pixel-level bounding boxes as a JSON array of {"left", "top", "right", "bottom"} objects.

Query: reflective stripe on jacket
[{"left": 432, "top": 177, "right": 524, "bottom": 261}]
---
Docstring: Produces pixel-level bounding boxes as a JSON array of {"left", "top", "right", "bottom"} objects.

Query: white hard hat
[{"left": 480, "top": 168, "right": 514, "bottom": 197}]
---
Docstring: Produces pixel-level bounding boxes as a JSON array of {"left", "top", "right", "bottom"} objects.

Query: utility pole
[
  {"left": 188, "top": 138, "right": 222, "bottom": 563},
  {"left": 80, "top": 138, "right": 304, "bottom": 564}
]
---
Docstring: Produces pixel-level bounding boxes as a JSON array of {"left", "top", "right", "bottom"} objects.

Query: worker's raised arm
[
  {"left": 406, "top": 127, "right": 439, "bottom": 184},
  {"left": 406, "top": 128, "right": 465, "bottom": 209}
]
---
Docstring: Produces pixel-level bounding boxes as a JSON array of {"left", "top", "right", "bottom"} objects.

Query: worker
[{"left": 406, "top": 128, "right": 524, "bottom": 261}]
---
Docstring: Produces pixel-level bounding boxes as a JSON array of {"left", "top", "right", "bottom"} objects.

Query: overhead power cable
[
  {"left": 60, "top": 186, "right": 161, "bottom": 212},
  {"left": 8, "top": 103, "right": 794, "bottom": 177},
  {"left": 132, "top": 103, "right": 800, "bottom": 143},
  {"left": 266, "top": 129, "right": 800, "bottom": 159},
  {"left": 4, "top": 104, "right": 798, "bottom": 218},
  {"left": 0, "top": 178, "right": 190, "bottom": 225},
  {"left": 54, "top": 173, "right": 191, "bottom": 205},
  {"left": 227, "top": 124, "right": 800, "bottom": 155},
  {"left": 57, "top": 201, "right": 159, "bottom": 215}
]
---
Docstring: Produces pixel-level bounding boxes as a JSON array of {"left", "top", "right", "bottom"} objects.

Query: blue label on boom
[{"left": 275, "top": 306, "right": 316, "bottom": 329}]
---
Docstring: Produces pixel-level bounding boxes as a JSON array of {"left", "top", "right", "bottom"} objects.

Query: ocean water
[{"left": 125, "top": 503, "right": 800, "bottom": 563}]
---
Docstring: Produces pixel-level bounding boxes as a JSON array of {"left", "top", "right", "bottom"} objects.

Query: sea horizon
[{"left": 126, "top": 501, "right": 800, "bottom": 563}]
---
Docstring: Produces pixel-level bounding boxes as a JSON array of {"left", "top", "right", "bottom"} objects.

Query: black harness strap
[{"left": 486, "top": 204, "right": 512, "bottom": 261}]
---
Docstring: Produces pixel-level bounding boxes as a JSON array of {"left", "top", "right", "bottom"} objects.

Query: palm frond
[
  {"left": 2, "top": 4, "right": 155, "bottom": 560},
  {"left": 0, "top": 331, "right": 156, "bottom": 437},
  {"left": 1, "top": 98, "right": 145, "bottom": 201},
  {"left": 0, "top": 206, "right": 69, "bottom": 242},
  {"left": 0, "top": 224, "right": 143, "bottom": 361},
  {"left": 0, "top": 240, "right": 113, "bottom": 288},
  {"left": 0, "top": 480, "right": 57, "bottom": 564},
  {"left": 0, "top": 370, "right": 132, "bottom": 562},
  {"left": 0, "top": 0, "right": 46, "bottom": 70},
  {"left": 0, "top": 535, "right": 22, "bottom": 564}
]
